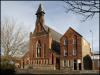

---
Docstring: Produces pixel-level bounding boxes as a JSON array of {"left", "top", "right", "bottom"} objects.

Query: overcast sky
[{"left": 1, "top": 1, "right": 99, "bottom": 52}]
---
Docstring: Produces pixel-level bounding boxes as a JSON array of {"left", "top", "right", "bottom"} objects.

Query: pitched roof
[
  {"left": 68, "top": 27, "right": 82, "bottom": 37},
  {"left": 61, "top": 27, "right": 82, "bottom": 39},
  {"left": 43, "top": 25, "right": 62, "bottom": 42}
]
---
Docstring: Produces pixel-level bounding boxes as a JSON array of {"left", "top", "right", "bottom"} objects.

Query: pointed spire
[{"left": 36, "top": 4, "right": 45, "bottom": 15}]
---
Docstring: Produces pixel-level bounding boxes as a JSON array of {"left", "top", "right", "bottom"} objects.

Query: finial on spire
[{"left": 36, "top": 3, "right": 45, "bottom": 15}]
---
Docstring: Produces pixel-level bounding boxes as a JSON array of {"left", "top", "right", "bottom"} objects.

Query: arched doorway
[{"left": 83, "top": 55, "right": 92, "bottom": 70}]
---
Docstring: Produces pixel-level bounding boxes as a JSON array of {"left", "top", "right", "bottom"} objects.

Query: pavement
[{"left": 15, "top": 69, "right": 100, "bottom": 75}]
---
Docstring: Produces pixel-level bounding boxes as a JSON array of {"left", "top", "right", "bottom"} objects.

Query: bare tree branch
[
  {"left": 64, "top": 1, "right": 99, "bottom": 21},
  {"left": 1, "top": 18, "right": 28, "bottom": 58}
]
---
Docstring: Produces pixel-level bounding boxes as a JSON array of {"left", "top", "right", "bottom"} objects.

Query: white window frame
[
  {"left": 64, "top": 39, "right": 67, "bottom": 46},
  {"left": 73, "top": 37, "right": 77, "bottom": 45},
  {"left": 36, "top": 41, "right": 41, "bottom": 58},
  {"left": 73, "top": 48, "right": 77, "bottom": 56},
  {"left": 64, "top": 49, "right": 67, "bottom": 56},
  {"left": 72, "top": 38, "right": 75, "bottom": 44}
]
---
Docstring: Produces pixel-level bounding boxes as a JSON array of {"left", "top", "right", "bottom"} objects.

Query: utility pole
[{"left": 90, "top": 30, "right": 94, "bottom": 70}]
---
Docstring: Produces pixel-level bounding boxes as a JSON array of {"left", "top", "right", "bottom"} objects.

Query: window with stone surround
[
  {"left": 36, "top": 40, "right": 41, "bottom": 58},
  {"left": 64, "top": 38, "right": 68, "bottom": 46},
  {"left": 72, "top": 35, "right": 77, "bottom": 56},
  {"left": 64, "top": 49, "right": 68, "bottom": 56},
  {"left": 73, "top": 48, "right": 77, "bottom": 56},
  {"left": 72, "top": 35, "right": 77, "bottom": 45},
  {"left": 63, "top": 37, "right": 68, "bottom": 56}
]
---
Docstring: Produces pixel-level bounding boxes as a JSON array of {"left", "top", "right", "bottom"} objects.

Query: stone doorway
[
  {"left": 79, "top": 63, "right": 81, "bottom": 70},
  {"left": 83, "top": 55, "right": 92, "bottom": 70},
  {"left": 56, "top": 57, "right": 60, "bottom": 69},
  {"left": 74, "top": 60, "right": 77, "bottom": 70}
]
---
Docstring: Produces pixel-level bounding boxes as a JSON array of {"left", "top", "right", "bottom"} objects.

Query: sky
[{"left": 1, "top": 1, "right": 99, "bottom": 52}]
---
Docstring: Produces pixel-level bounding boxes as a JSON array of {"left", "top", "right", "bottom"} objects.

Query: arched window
[
  {"left": 64, "top": 38, "right": 68, "bottom": 46},
  {"left": 72, "top": 35, "right": 77, "bottom": 45},
  {"left": 72, "top": 35, "right": 77, "bottom": 56},
  {"left": 64, "top": 49, "right": 67, "bottom": 56},
  {"left": 63, "top": 37, "right": 68, "bottom": 56},
  {"left": 73, "top": 49, "right": 77, "bottom": 56},
  {"left": 36, "top": 40, "right": 41, "bottom": 57}
]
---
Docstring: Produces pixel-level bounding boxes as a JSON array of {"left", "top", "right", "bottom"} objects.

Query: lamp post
[{"left": 90, "top": 30, "right": 94, "bottom": 70}]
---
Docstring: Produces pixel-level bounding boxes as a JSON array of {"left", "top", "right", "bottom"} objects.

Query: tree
[
  {"left": 1, "top": 18, "right": 28, "bottom": 59},
  {"left": 64, "top": 1, "right": 99, "bottom": 21}
]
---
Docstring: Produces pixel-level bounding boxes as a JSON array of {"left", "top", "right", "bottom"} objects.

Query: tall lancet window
[
  {"left": 64, "top": 38, "right": 68, "bottom": 47},
  {"left": 72, "top": 35, "right": 77, "bottom": 56},
  {"left": 36, "top": 40, "right": 41, "bottom": 57}
]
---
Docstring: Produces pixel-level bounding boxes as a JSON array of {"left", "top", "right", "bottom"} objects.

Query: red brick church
[{"left": 19, "top": 4, "right": 92, "bottom": 70}]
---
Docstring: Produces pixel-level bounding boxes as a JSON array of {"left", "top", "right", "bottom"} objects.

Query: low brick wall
[{"left": 33, "top": 64, "right": 56, "bottom": 70}]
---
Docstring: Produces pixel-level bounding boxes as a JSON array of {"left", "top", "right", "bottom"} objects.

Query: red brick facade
[
  {"left": 20, "top": 4, "right": 60, "bottom": 70},
  {"left": 60, "top": 27, "right": 82, "bottom": 59},
  {"left": 60, "top": 28, "right": 83, "bottom": 70},
  {"left": 19, "top": 4, "right": 92, "bottom": 70}
]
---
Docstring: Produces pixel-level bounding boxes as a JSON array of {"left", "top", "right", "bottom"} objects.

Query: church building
[{"left": 19, "top": 4, "right": 92, "bottom": 70}]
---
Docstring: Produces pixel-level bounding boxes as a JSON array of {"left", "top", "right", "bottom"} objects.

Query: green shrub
[{"left": 1, "top": 60, "right": 15, "bottom": 74}]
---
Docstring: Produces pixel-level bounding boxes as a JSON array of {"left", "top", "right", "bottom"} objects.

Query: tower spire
[
  {"left": 36, "top": 3, "right": 45, "bottom": 15},
  {"left": 34, "top": 4, "right": 45, "bottom": 33}
]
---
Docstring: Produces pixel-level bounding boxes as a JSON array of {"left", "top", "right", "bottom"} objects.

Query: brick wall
[
  {"left": 60, "top": 27, "right": 83, "bottom": 70},
  {"left": 60, "top": 28, "right": 82, "bottom": 59}
]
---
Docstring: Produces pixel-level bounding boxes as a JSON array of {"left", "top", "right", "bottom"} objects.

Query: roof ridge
[
  {"left": 69, "top": 27, "right": 82, "bottom": 37},
  {"left": 44, "top": 25, "right": 62, "bottom": 36}
]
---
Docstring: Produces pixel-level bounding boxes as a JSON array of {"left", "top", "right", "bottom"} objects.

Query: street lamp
[{"left": 90, "top": 30, "right": 94, "bottom": 70}]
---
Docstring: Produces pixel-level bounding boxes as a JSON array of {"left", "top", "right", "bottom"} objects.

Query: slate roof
[
  {"left": 43, "top": 25, "right": 62, "bottom": 42},
  {"left": 43, "top": 25, "right": 62, "bottom": 55}
]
